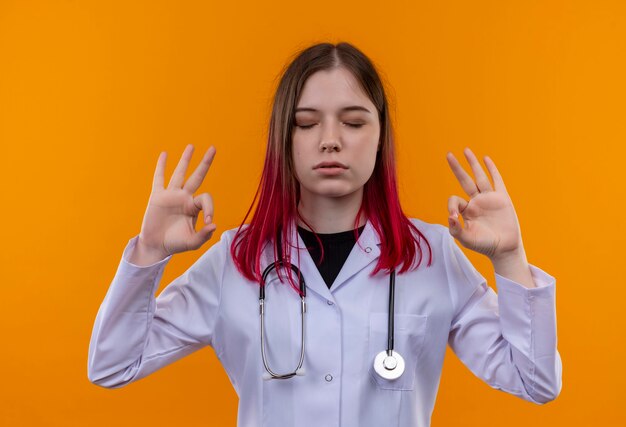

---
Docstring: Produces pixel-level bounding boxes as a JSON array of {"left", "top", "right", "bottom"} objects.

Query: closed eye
[{"left": 295, "top": 123, "right": 364, "bottom": 129}]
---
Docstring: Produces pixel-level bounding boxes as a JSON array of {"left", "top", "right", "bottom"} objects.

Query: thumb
[
  {"left": 447, "top": 194, "right": 468, "bottom": 220},
  {"left": 448, "top": 213, "right": 460, "bottom": 236},
  {"left": 448, "top": 211, "right": 469, "bottom": 247},
  {"left": 188, "top": 223, "right": 218, "bottom": 250},
  {"left": 447, "top": 194, "right": 469, "bottom": 244}
]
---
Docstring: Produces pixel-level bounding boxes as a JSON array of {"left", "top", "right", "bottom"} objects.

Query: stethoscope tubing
[
  {"left": 260, "top": 261, "right": 307, "bottom": 379},
  {"left": 259, "top": 259, "right": 399, "bottom": 380},
  {"left": 387, "top": 269, "right": 396, "bottom": 357}
]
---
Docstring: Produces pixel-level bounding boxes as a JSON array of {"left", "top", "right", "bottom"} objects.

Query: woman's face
[{"left": 292, "top": 67, "right": 381, "bottom": 201}]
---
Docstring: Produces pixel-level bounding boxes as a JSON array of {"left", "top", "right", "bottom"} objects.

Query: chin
[{"left": 307, "top": 185, "right": 360, "bottom": 199}]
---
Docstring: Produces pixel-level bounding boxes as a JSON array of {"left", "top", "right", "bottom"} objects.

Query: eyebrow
[{"left": 295, "top": 105, "right": 372, "bottom": 114}]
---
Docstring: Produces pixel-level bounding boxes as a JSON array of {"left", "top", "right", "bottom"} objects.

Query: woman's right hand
[{"left": 135, "top": 144, "right": 218, "bottom": 261}]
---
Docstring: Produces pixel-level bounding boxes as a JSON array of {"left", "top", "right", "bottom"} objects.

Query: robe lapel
[
  {"left": 289, "top": 224, "right": 333, "bottom": 300},
  {"left": 258, "top": 223, "right": 328, "bottom": 301},
  {"left": 326, "top": 219, "right": 382, "bottom": 294},
  {"left": 259, "top": 220, "right": 382, "bottom": 300}
]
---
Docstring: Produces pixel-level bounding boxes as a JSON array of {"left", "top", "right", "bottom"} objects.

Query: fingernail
[{"left": 206, "top": 215, "right": 211, "bottom": 223}]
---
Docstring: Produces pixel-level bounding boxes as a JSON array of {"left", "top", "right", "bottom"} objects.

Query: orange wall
[{"left": 1, "top": 0, "right": 623, "bottom": 425}]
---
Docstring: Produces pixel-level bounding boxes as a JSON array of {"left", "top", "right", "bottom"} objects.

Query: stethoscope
[{"left": 259, "top": 259, "right": 404, "bottom": 381}]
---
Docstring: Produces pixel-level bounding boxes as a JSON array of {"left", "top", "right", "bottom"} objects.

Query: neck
[{"left": 297, "top": 187, "right": 366, "bottom": 233}]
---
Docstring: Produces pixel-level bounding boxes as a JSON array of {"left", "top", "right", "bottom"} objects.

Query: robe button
[
  {"left": 365, "top": 246, "right": 372, "bottom": 253},
  {"left": 325, "top": 374, "right": 333, "bottom": 382}
]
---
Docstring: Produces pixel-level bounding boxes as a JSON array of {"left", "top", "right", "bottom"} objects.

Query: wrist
[
  {"left": 490, "top": 247, "right": 536, "bottom": 289},
  {"left": 490, "top": 244, "right": 526, "bottom": 265},
  {"left": 130, "top": 237, "right": 170, "bottom": 266}
]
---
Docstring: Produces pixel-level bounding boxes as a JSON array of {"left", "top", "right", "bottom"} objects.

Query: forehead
[{"left": 296, "top": 67, "right": 375, "bottom": 113}]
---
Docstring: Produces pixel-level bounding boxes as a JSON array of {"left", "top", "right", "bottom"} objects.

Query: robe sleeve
[
  {"left": 87, "top": 231, "right": 229, "bottom": 388},
  {"left": 443, "top": 229, "right": 563, "bottom": 404}
]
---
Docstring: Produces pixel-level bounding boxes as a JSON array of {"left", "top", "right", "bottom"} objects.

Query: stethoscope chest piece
[{"left": 373, "top": 350, "right": 405, "bottom": 380}]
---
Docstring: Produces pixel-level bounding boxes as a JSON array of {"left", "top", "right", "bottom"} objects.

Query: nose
[
  {"left": 319, "top": 123, "right": 342, "bottom": 152},
  {"left": 320, "top": 141, "right": 340, "bottom": 152}
]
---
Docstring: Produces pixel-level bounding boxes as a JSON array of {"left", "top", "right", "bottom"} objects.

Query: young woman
[{"left": 88, "top": 42, "right": 562, "bottom": 427}]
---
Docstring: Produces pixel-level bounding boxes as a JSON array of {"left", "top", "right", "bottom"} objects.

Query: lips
[{"left": 314, "top": 161, "right": 348, "bottom": 169}]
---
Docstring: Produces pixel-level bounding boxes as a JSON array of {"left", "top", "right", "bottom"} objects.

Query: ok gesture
[
  {"left": 446, "top": 147, "right": 524, "bottom": 261},
  {"left": 135, "top": 144, "right": 218, "bottom": 263}
]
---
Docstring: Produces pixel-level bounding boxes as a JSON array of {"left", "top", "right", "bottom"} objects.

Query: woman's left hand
[{"left": 446, "top": 147, "right": 524, "bottom": 261}]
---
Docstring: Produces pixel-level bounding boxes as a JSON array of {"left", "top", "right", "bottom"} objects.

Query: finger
[
  {"left": 462, "top": 147, "right": 494, "bottom": 193},
  {"left": 183, "top": 146, "right": 216, "bottom": 194},
  {"left": 152, "top": 151, "right": 166, "bottom": 191},
  {"left": 193, "top": 193, "right": 214, "bottom": 224},
  {"left": 168, "top": 144, "right": 194, "bottom": 189},
  {"left": 447, "top": 195, "right": 469, "bottom": 220},
  {"left": 447, "top": 195, "right": 470, "bottom": 245},
  {"left": 187, "top": 223, "right": 218, "bottom": 250},
  {"left": 446, "top": 151, "right": 480, "bottom": 198},
  {"left": 483, "top": 155, "right": 508, "bottom": 194}
]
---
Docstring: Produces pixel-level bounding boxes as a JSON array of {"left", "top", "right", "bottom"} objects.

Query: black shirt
[{"left": 297, "top": 224, "right": 366, "bottom": 289}]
